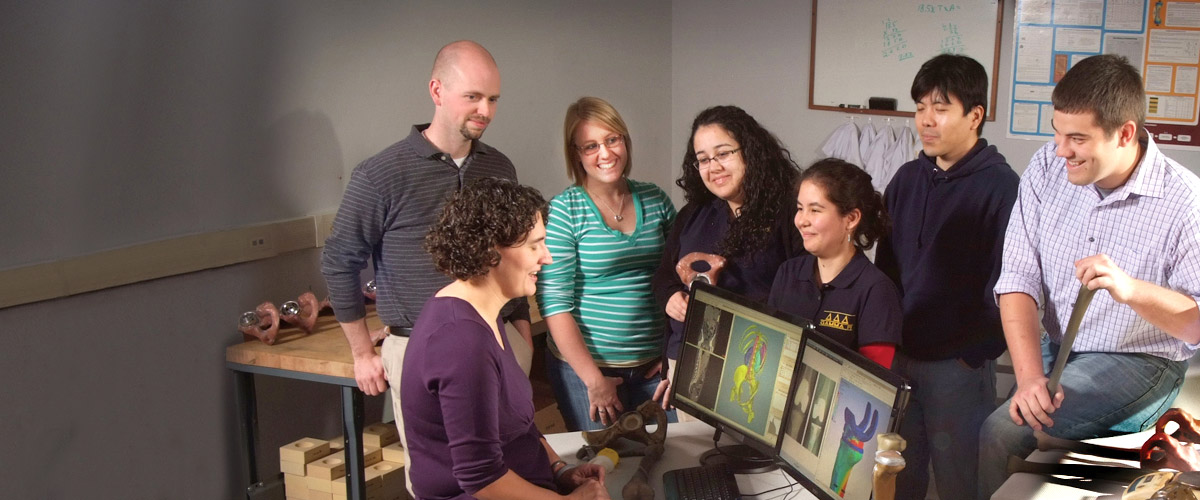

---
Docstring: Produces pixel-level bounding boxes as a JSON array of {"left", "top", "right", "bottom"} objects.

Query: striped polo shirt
[
  {"left": 536, "top": 179, "right": 676, "bottom": 366},
  {"left": 321, "top": 124, "right": 525, "bottom": 328}
]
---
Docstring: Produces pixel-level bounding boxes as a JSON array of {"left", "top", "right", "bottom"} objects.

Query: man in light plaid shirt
[{"left": 978, "top": 54, "right": 1200, "bottom": 499}]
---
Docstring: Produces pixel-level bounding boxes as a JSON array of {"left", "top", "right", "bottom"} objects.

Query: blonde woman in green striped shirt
[{"left": 536, "top": 97, "right": 677, "bottom": 431}]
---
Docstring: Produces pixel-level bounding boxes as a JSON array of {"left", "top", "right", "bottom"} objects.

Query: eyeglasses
[
  {"left": 692, "top": 149, "right": 741, "bottom": 170},
  {"left": 576, "top": 135, "right": 624, "bottom": 156}
]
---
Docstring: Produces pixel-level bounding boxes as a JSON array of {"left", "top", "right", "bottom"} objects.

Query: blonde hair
[{"left": 562, "top": 97, "right": 632, "bottom": 185}]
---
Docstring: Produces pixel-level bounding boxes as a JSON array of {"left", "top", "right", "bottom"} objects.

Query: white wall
[
  {"left": 669, "top": 0, "right": 1200, "bottom": 197},
  {"left": 0, "top": 1, "right": 672, "bottom": 497}
]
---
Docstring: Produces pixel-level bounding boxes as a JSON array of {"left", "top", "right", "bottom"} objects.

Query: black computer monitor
[
  {"left": 671, "top": 282, "right": 811, "bottom": 473},
  {"left": 776, "top": 330, "right": 911, "bottom": 500}
]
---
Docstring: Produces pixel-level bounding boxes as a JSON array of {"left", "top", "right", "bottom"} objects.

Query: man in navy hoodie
[{"left": 875, "top": 54, "right": 1019, "bottom": 500}]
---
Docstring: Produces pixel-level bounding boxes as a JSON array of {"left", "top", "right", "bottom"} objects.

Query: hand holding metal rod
[{"left": 1046, "top": 284, "right": 1097, "bottom": 395}]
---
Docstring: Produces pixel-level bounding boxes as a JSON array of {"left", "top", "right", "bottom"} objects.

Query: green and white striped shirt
[{"left": 536, "top": 179, "right": 676, "bottom": 366}]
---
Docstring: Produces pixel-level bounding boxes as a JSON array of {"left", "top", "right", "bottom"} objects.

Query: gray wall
[{"left": 0, "top": 1, "right": 672, "bottom": 498}]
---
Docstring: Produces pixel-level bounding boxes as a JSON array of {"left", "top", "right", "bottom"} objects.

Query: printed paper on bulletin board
[{"left": 1008, "top": 0, "right": 1200, "bottom": 150}]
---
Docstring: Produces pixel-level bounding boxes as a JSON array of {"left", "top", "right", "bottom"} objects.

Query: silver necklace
[{"left": 592, "top": 190, "right": 626, "bottom": 222}]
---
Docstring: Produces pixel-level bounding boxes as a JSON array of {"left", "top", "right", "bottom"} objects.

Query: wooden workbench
[
  {"left": 226, "top": 307, "right": 384, "bottom": 500},
  {"left": 225, "top": 307, "right": 384, "bottom": 378}
]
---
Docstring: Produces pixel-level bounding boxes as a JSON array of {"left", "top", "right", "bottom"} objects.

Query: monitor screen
[
  {"left": 777, "top": 332, "right": 910, "bottom": 500},
  {"left": 672, "top": 283, "right": 809, "bottom": 453}
]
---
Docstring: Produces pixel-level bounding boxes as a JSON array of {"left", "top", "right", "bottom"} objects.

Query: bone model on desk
[
  {"left": 236, "top": 282, "right": 377, "bottom": 345},
  {"left": 580, "top": 400, "right": 668, "bottom": 500}
]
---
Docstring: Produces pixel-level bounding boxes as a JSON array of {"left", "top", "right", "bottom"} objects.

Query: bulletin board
[
  {"left": 1008, "top": 0, "right": 1200, "bottom": 150},
  {"left": 809, "top": 0, "right": 1005, "bottom": 119}
]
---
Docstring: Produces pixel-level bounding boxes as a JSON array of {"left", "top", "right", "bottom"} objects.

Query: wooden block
[
  {"left": 308, "top": 491, "right": 333, "bottom": 500},
  {"left": 332, "top": 477, "right": 346, "bottom": 500},
  {"left": 327, "top": 435, "right": 344, "bottom": 451},
  {"left": 363, "top": 445, "right": 382, "bottom": 466},
  {"left": 361, "top": 462, "right": 390, "bottom": 492},
  {"left": 306, "top": 451, "right": 347, "bottom": 480},
  {"left": 306, "top": 475, "right": 333, "bottom": 493},
  {"left": 363, "top": 422, "right": 399, "bottom": 448},
  {"left": 281, "top": 437, "right": 332, "bottom": 464},
  {"left": 281, "top": 459, "right": 307, "bottom": 476},
  {"left": 332, "top": 477, "right": 382, "bottom": 500},
  {"left": 380, "top": 442, "right": 405, "bottom": 465},
  {"left": 534, "top": 403, "right": 567, "bottom": 435},
  {"left": 284, "top": 473, "right": 309, "bottom": 500},
  {"left": 369, "top": 461, "right": 405, "bottom": 497}
]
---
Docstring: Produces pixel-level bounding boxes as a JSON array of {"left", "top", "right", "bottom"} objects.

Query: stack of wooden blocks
[{"left": 280, "top": 422, "right": 408, "bottom": 500}]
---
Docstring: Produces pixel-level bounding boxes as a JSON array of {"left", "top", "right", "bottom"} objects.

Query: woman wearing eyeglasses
[
  {"left": 535, "top": 97, "right": 677, "bottom": 431},
  {"left": 651, "top": 105, "right": 804, "bottom": 408}
]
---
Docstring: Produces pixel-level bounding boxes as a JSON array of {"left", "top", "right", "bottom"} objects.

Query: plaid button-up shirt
[{"left": 995, "top": 134, "right": 1200, "bottom": 361}]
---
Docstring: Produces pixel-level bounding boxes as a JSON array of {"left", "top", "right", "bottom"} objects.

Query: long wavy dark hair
[{"left": 677, "top": 105, "right": 800, "bottom": 257}]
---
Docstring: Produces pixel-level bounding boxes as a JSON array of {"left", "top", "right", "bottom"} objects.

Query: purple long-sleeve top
[{"left": 400, "top": 296, "right": 554, "bottom": 499}]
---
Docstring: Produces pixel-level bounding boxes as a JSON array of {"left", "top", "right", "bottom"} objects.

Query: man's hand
[
  {"left": 587, "top": 376, "right": 625, "bottom": 427},
  {"left": 353, "top": 353, "right": 388, "bottom": 396},
  {"left": 665, "top": 291, "right": 689, "bottom": 323},
  {"left": 1075, "top": 254, "right": 1136, "bottom": 303},
  {"left": 1008, "top": 376, "right": 1064, "bottom": 431}
]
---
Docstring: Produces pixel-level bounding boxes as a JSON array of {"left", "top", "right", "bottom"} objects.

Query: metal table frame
[{"left": 228, "top": 361, "right": 369, "bottom": 500}]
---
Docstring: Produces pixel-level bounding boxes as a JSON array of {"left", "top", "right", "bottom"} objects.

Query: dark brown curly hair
[
  {"left": 424, "top": 178, "right": 549, "bottom": 281},
  {"left": 677, "top": 105, "right": 800, "bottom": 257},
  {"left": 799, "top": 158, "right": 891, "bottom": 250}
]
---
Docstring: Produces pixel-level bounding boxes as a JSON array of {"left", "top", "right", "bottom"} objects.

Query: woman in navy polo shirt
[{"left": 768, "top": 158, "right": 902, "bottom": 368}]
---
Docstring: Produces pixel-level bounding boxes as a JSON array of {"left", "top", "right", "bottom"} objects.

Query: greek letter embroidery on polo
[{"left": 819, "top": 311, "right": 855, "bottom": 332}]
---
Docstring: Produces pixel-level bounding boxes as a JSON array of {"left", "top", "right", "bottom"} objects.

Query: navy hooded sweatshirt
[{"left": 875, "top": 139, "right": 1019, "bottom": 366}]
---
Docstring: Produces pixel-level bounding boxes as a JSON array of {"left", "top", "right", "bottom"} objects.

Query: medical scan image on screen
[
  {"left": 674, "top": 293, "right": 804, "bottom": 446},
  {"left": 779, "top": 340, "right": 901, "bottom": 500}
]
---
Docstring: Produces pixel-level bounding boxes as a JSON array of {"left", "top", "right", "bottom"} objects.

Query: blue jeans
[
  {"left": 977, "top": 335, "right": 1186, "bottom": 500},
  {"left": 894, "top": 354, "right": 997, "bottom": 500},
  {"left": 545, "top": 351, "right": 677, "bottom": 431}
]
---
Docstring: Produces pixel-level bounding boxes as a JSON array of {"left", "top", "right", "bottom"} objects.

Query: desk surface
[
  {"left": 992, "top": 430, "right": 1153, "bottom": 500},
  {"left": 545, "top": 421, "right": 810, "bottom": 500},
  {"left": 225, "top": 308, "right": 383, "bottom": 379}
]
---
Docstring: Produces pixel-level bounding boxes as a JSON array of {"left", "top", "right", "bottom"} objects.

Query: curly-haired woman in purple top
[{"left": 401, "top": 178, "right": 610, "bottom": 500}]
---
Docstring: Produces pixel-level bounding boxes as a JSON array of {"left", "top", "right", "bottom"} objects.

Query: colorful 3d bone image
[
  {"left": 716, "top": 318, "right": 784, "bottom": 435},
  {"left": 730, "top": 325, "right": 767, "bottom": 422},
  {"left": 830, "top": 402, "right": 878, "bottom": 497}
]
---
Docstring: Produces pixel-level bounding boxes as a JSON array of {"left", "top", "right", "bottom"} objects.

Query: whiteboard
[{"left": 809, "top": 0, "right": 1004, "bottom": 119}]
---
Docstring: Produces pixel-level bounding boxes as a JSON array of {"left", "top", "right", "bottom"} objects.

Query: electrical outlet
[{"left": 250, "top": 237, "right": 267, "bottom": 247}]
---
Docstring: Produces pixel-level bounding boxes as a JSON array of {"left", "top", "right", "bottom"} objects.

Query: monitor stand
[{"left": 699, "top": 429, "right": 779, "bottom": 474}]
